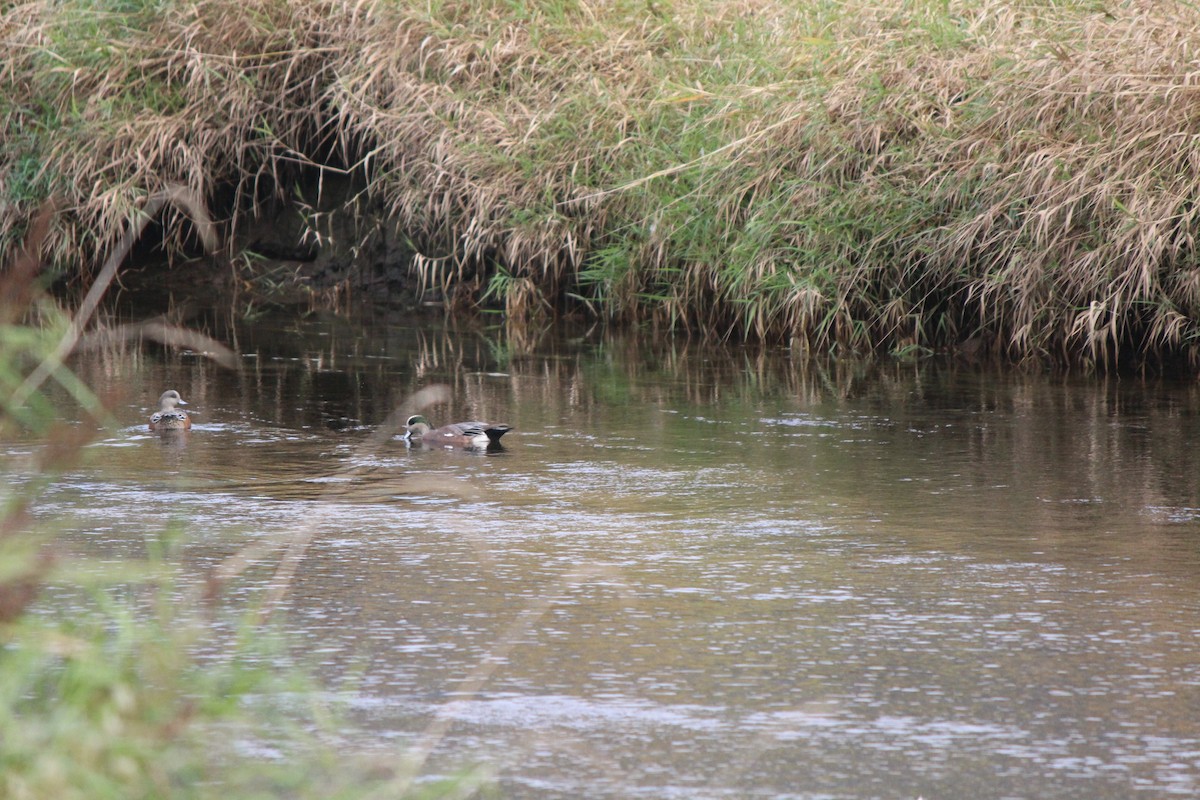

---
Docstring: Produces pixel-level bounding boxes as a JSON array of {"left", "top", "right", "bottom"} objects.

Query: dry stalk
[{"left": 7, "top": 0, "right": 1200, "bottom": 363}]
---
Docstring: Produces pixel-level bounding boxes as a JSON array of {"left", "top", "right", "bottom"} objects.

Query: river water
[{"left": 14, "top": 306, "right": 1200, "bottom": 798}]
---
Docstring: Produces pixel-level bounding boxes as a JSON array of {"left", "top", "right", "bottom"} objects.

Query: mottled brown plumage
[{"left": 149, "top": 389, "right": 191, "bottom": 431}]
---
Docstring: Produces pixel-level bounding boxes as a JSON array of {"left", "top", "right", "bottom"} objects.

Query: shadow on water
[{"left": 9, "top": 305, "right": 1200, "bottom": 798}]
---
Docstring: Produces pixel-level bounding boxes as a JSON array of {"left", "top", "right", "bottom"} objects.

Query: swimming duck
[
  {"left": 404, "top": 415, "right": 512, "bottom": 450},
  {"left": 149, "top": 389, "right": 191, "bottom": 431}
]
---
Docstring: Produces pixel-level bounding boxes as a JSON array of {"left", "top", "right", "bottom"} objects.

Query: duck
[
  {"left": 149, "top": 389, "right": 191, "bottom": 431},
  {"left": 404, "top": 414, "right": 512, "bottom": 450}
]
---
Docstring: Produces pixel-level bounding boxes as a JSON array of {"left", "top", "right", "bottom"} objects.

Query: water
[{"left": 10, "top": 307, "right": 1200, "bottom": 798}]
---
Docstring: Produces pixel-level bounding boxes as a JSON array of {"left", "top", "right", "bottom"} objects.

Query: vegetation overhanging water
[
  {"left": 5, "top": 0, "right": 1200, "bottom": 795},
  {"left": 6, "top": 0, "right": 1200, "bottom": 366}
]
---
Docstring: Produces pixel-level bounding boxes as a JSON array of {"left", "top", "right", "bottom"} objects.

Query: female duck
[
  {"left": 149, "top": 389, "right": 191, "bottom": 431},
  {"left": 404, "top": 415, "right": 511, "bottom": 450}
]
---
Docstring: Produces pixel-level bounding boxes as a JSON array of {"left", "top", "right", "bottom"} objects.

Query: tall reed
[{"left": 4, "top": 0, "right": 1200, "bottom": 366}]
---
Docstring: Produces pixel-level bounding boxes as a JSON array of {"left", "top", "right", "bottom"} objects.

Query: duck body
[
  {"left": 404, "top": 415, "right": 512, "bottom": 450},
  {"left": 149, "top": 389, "right": 191, "bottom": 431}
]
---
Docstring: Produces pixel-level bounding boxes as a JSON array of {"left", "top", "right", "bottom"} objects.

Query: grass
[
  {"left": 4, "top": 0, "right": 1200, "bottom": 366},
  {"left": 0, "top": 207, "right": 485, "bottom": 798}
]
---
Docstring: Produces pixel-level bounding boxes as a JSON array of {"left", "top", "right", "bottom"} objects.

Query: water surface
[{"left": 12, "top": 309, "right": 1200, "bottom": 799}]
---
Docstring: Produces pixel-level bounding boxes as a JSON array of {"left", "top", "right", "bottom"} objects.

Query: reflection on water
[{"left": 9, "top": 307, "right": 1200, "bottom": 798}]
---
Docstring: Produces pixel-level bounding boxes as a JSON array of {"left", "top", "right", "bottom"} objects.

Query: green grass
[
  {"left": 5, "top": 0, "right": 1200, "bottom": 366},
  {"left": 0, "top": 242, "right": 482, "bottom": 798}
]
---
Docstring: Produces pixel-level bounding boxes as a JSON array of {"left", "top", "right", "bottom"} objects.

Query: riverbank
[{"left": 4, "top": 0, "right": 1200, "bottom": 367}]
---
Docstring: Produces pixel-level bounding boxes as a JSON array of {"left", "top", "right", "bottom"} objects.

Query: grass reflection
[
  {"left": 0, "top": 229, "right": 494, "bottom": 797},
  {"left": 10, "top": 265, "right": 1200, "bottom": 798}
]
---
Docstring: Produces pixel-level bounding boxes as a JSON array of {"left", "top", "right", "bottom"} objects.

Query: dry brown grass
[{"left": 5, "top": 0, "right": 1200, "bottom": 366}]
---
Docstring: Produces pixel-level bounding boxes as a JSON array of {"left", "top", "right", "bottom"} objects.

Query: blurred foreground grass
[{"left": 0, "top": 210, "right": 485, "bottom": 799}]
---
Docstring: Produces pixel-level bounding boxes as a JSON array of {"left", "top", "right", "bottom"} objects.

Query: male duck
[
  {"left": 149, "top": 389, "right": 191, "bottom": 431},
  {"left": 404, "top": 415, "right": 512, "bottom": 450}
]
